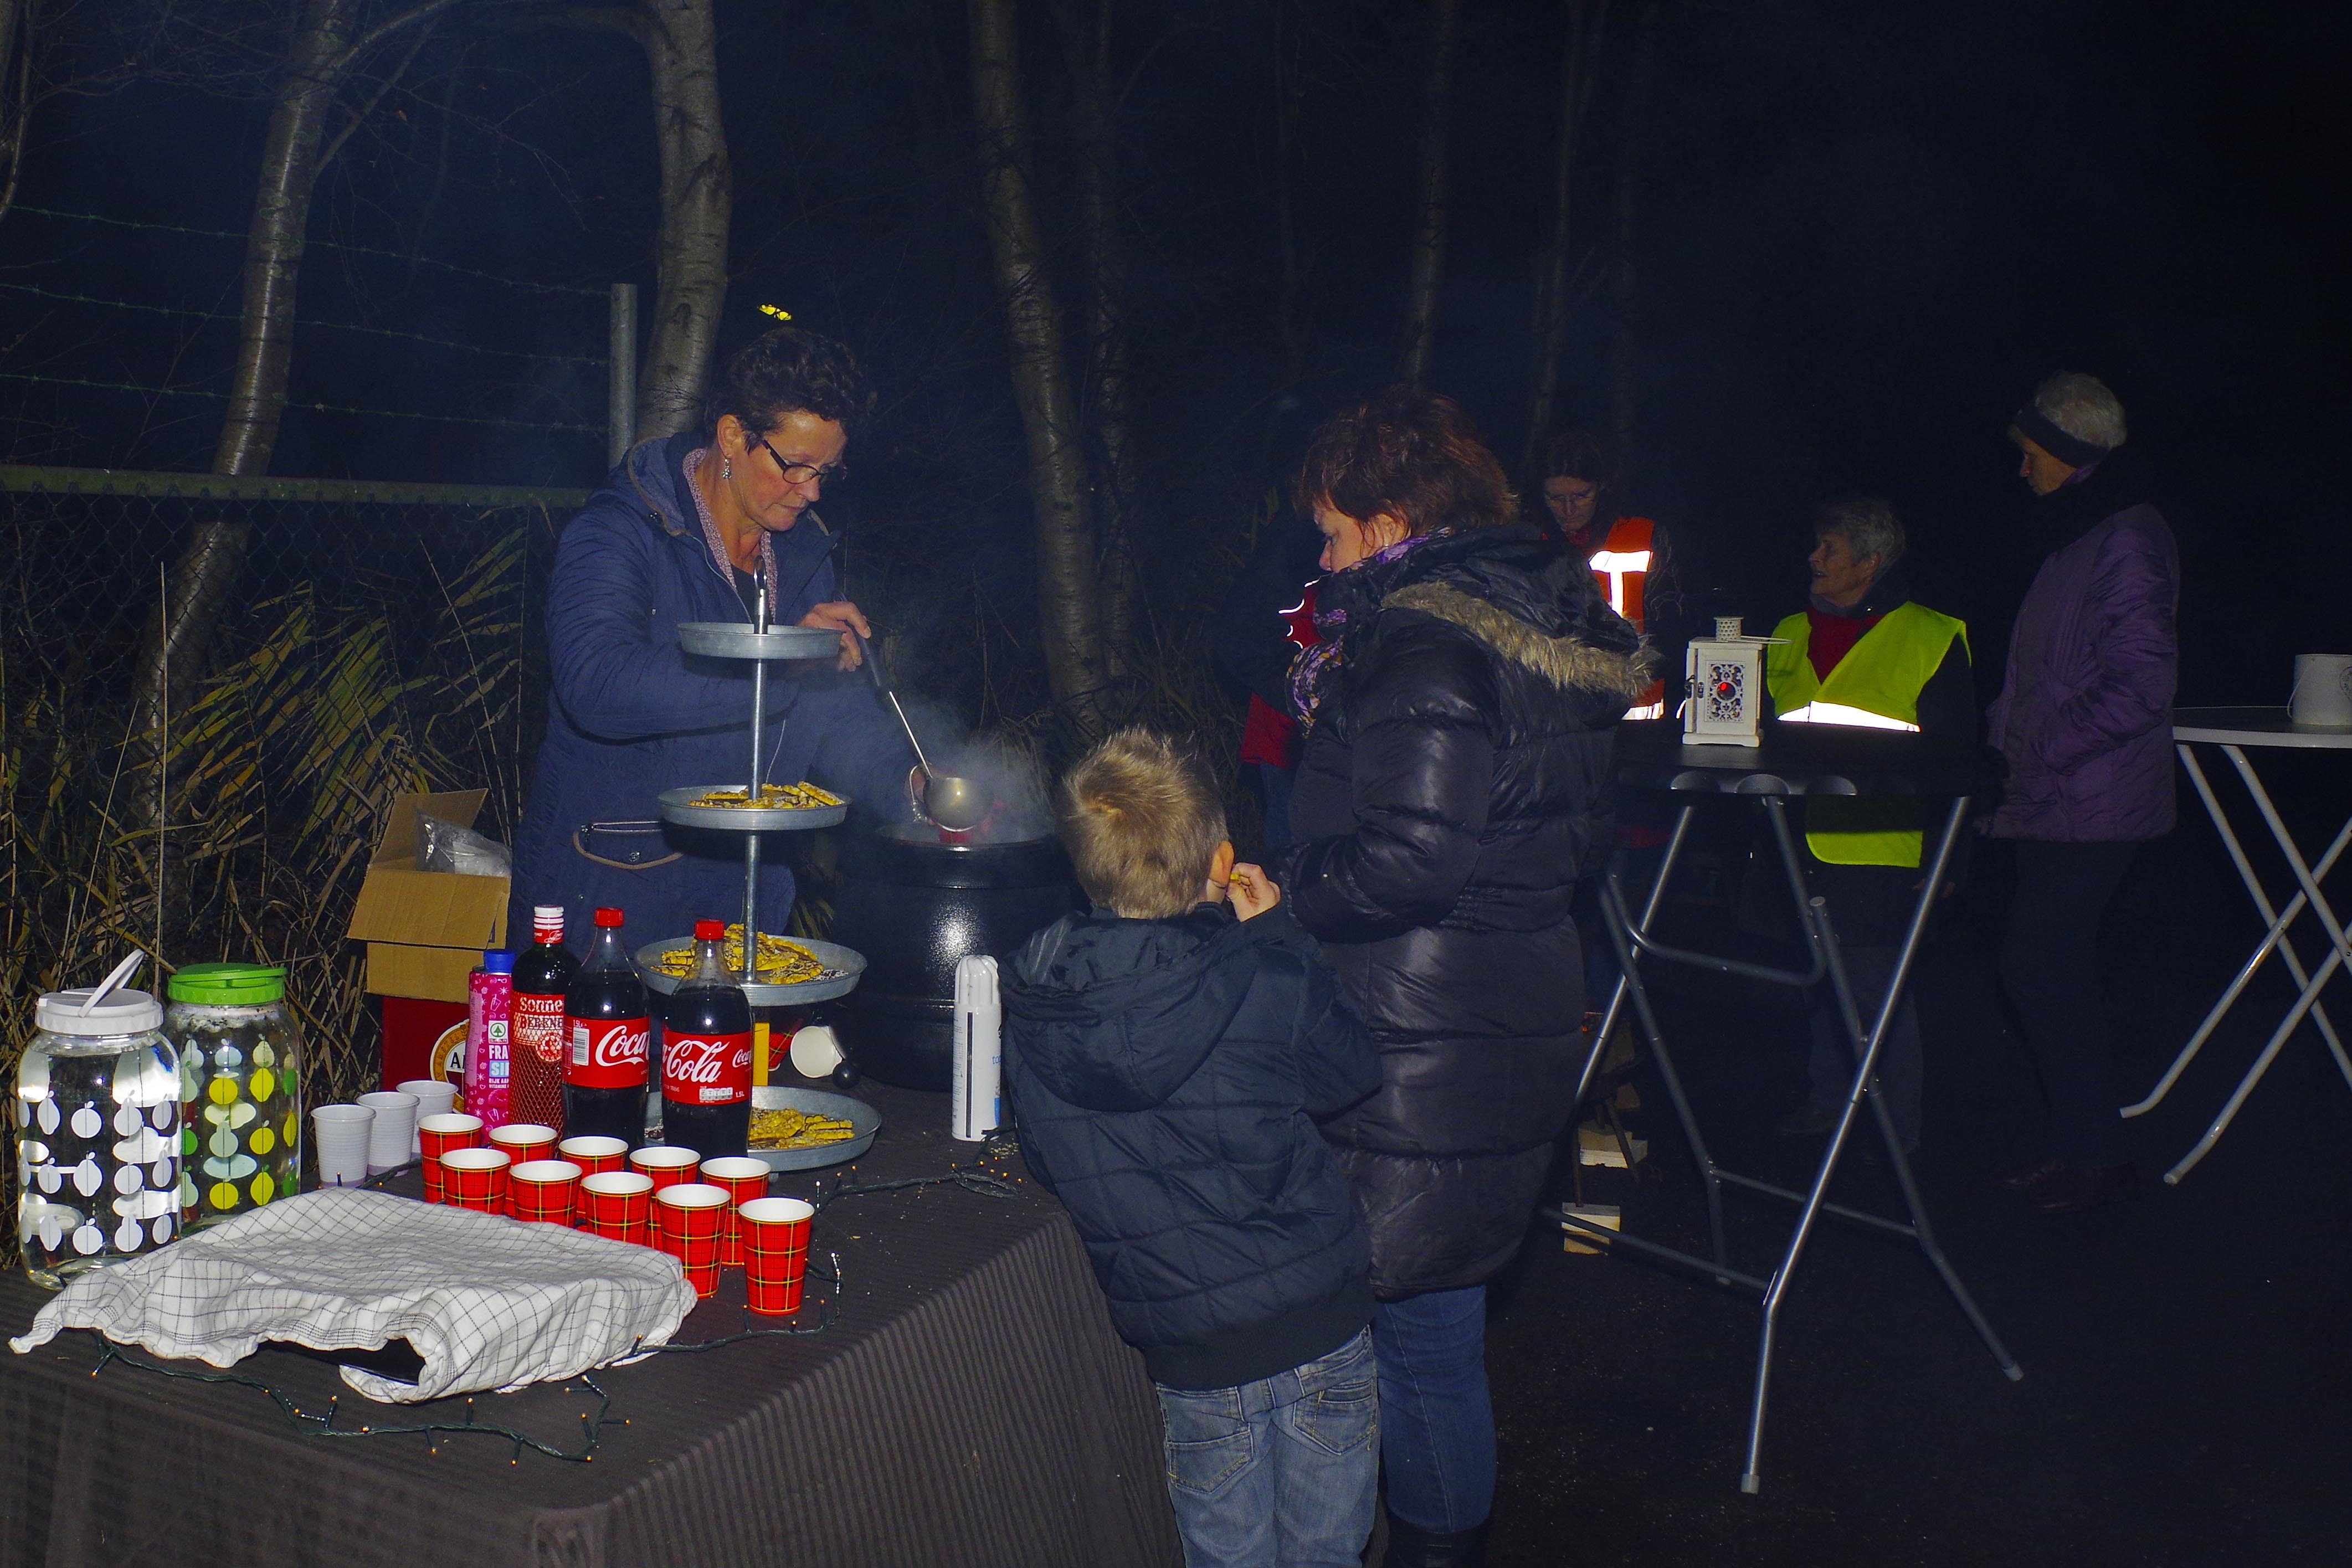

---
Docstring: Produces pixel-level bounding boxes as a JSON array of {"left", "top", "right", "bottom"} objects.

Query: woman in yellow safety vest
[{"left": 1762, "top": 498, "right": 1971, "bottom": 1155}]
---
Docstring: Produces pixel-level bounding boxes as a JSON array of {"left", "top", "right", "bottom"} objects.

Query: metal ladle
[{"left": 861, "top": 637, "right": 987, "bottom": 831}]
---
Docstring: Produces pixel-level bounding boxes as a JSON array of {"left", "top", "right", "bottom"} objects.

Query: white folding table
[{"left": 2123, "top": 707, "right": 2352, "bottom": 1183}]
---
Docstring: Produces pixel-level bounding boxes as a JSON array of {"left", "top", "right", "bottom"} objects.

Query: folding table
[
  {"left": 1557, "top": 719, "right": 2020, "bottom": 1493},
  {"left": 2123, "top": 707, "right": 2352, "bottom": 1183}
]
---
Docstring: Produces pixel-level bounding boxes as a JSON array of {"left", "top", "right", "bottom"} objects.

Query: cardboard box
[{"left": 346, "top": 790, "right": 509, "bottom": 1005}]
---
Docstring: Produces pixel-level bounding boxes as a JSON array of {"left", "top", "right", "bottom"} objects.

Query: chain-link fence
[{"left": 0, "top": 467, "right": 582, "bottom": 1163}]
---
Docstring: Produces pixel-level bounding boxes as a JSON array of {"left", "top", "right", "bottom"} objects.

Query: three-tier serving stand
[{"left": 631, "top": 590, "right": 869, "bottom": 1013}]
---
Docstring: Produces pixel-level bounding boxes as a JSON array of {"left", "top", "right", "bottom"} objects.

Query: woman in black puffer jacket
[{"left": 1280, "top": 389, "right": 1647, "bottom": 1565}]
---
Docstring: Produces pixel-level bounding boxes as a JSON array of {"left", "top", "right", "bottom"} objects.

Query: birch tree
[
  {"left": 968, "top": 0, "right": 1110, "bottom": 728},
  {"left": 578, "top": 0, "right": 730, "bottom": 441},
  {"left": 1054, "top": 0, "right": 1137, "bottom": 680},
  {"left": 124, "top": 0, "right": 460, "bottom": 943}
]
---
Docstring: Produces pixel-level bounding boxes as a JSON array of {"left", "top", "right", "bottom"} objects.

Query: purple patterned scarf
[{"left": 1285, "top": 527, "right": 1452, "bottom": 729}]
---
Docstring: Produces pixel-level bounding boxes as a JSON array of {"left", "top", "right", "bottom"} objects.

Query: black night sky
[{"left": 4, "top": 0, "right": 2345, "bottom": 704}]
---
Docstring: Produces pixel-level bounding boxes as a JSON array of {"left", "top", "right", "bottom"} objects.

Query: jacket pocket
[
  {"left": 572, "top": 820, "right": 682, "bottom": 871},
  {"left": 1287, "top": 1329, "right": 1379, "bottom": 1457},
  {"left": 1157, "top": 1386, "right": 1255, "bottom": 1496}
]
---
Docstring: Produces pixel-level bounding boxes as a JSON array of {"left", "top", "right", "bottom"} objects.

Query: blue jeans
[
  {"left": 1373, "top": 1287, "right": 1494, "bottom": 1533},
  {"left": 1154, "top": 1327, "right": 1380, "bottom": 1568}
]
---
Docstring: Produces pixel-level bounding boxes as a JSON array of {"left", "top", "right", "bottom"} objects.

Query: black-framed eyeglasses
[{"left": 752, "top": 433, "right": 848, "bottom": 488}]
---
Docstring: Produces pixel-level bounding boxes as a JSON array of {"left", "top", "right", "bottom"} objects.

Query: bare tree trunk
[
  {"left": 1522, "top": 0, "right": 1606, "bottom": 481},
  {"left": 1395, "top": 0, "right": 1460, "bottom": 388},
  {"left": 123, "top": 0, "right": 459, "bottom": 950},
  {"left": 1608, "top": 0, "right": 1655, "bottom": 491},
  {"left": 968, "top": 0, "right": 1109, "bottom": 728},
  {"left": 629, "top": 0, "right": 731, "bottom": 441},
  {"left": 1056, "top": 0, "right": 1136, "bottom": 684},
  {"left": 0, "top": 0, "right": 33, "bottom": 225}
]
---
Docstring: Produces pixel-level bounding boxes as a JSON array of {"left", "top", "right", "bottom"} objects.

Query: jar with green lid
[{"left": 166, "top": 963, "right": 302, "bottom": 1226}]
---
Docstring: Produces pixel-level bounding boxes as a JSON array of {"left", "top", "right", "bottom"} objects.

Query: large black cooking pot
[{"left": 825, "top": 824, "right": 1077, "bottom": 1091}]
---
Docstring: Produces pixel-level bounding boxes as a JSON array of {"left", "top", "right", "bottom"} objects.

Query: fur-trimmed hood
[
  {"left": 1383, "top": 580, "right": 1653, "bottom": 699},
  {"left": 1319, "top": 522, "right": 1654, "bottom": 700}
]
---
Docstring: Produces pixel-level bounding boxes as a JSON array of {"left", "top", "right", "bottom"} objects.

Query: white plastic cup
[
  {"left": 312, "top": 1104, "right": 375, "bottom": 1187},
  {"left": 358, "top": 1091, "right": 420, "bottom": 1174},
  {"left": 398, "top": 1079, "right": 458, "bottom": 1155},
  {"left": 2290, "top": 654, "right": 2352, "bottom": 728}
]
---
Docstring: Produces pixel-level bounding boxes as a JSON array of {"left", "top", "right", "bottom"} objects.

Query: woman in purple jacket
[{"left": 1986, "top": 373, "right": 2178, "bottom": 1214}]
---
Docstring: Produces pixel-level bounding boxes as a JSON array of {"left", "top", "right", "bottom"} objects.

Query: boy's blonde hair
[{"left": 1057, "top": 729, "right": 1228, "bottom": 919}]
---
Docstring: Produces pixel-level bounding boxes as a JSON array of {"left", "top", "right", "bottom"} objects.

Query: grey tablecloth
[{"left": 0, "top": 1081, "right": 1182, "bottom": 1568}]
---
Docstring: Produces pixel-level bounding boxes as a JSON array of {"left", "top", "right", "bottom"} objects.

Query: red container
[
  {"left": 739, "top": 1196, "right": 815, "bottom": 1315},
  {"left": 698, "top": 1156, "right": 771, "bottom": 1268},
  {"left": 557, "top": 1135, "right": 628, "bottom": 1177},
  {"left": 488, "top": 1122, "right": 558, "bottom": 1170},
  {"left": 579, "top": 1171, "right": 654, "bottom": 1246},
  {"left": 628, "top": 1145, "right": 700, "bottom": 1193},
  {"left": 655, "top": 1183, "right": 729, "bottom": 1297},
  {"left": 417, "top": 1112, "right": 484, "bottom": 1203},
  {"left": 509, "top": 1159, "right": 583, "bottom": 1225},
  {"left": 440, "top": 1147, "right": 510, "bottom": 1214}
]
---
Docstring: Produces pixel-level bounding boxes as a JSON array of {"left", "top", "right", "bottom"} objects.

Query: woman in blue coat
[{"left": 510, "top": 327, "right": 917, "bottom": 945}]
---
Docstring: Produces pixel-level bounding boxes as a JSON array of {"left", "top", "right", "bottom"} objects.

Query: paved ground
[{"left": 1486, "top": 766, "right": 2352, "bottom": 1565}]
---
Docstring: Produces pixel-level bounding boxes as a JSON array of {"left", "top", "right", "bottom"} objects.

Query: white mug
[{"left": 2290, "top": 654, "right": 2352, "bottom": 729}]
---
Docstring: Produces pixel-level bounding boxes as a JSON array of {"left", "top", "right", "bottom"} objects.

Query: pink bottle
[{"left": 464, "top": 949, "right": 517, "bottom": 1129}]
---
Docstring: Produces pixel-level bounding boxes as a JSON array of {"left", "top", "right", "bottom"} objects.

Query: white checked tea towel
[{"left": 9, "top": 1187, "right": 695, "bottom": 1402}]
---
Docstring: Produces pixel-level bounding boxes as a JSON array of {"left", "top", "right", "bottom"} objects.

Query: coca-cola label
[
  {"left": 566, "top": 1015, "right": 649, "bottom": 1089},
  {"left": 663, "top": 1031, "right": 753, "bottom": 1106},
  {"left": 515, "top": 993, "right": 567, "bottom": 1065}
]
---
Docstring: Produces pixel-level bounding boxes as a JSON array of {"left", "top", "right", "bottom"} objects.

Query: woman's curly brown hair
[
  {"left": 705, "top": 325, "right": 875, "bottom": 439},
  {"left": 1296, "top": 387, "right": 1517, "bottom": 534}
]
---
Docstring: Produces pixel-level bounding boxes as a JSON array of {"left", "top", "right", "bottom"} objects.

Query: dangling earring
[{"left": 722, "top": 458, "right": 732, "bottom": 479}]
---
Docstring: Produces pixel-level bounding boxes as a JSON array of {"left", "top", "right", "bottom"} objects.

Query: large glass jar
[
  {"left": 16, "top": 986, "right": 181, "bottom": 1289},
  {"left": 166, "top": 963, "right": 302, "bottom": 1227}
]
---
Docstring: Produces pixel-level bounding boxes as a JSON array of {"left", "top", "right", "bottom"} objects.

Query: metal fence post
[{"left": 608, "top": 283, "right": 638, "bottom": 468}]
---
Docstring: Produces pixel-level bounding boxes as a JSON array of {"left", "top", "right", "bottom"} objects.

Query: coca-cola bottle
[
  {"left": 511, "top": 905, "right": 578, "bottom": 1134},
  {"left": 562, "top": 907, "right": 649, "bottom": 1146},
  {"left": 661, "top": 919, "right": 754, "bottom": 1158}
]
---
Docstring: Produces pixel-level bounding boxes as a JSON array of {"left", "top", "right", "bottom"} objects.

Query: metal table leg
[
  {"left": 2154, "top": 746, "right": 2352, "bottom": 1182},
  {"left": 1559, "top": 793, "right": 2019, "bottom": 1493},
  {"left": 1740, "top": 796, "right": 2019, "bottom": 1492},
  {"left": 2128, "top": 744, "right": 2352, "bottom": 1120}
]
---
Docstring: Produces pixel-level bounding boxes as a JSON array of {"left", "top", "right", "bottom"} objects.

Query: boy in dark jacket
[{"left": 1002, "top": 728, "right": 1383, "bottom": 1568}]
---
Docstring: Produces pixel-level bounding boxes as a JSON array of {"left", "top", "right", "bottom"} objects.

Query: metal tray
[
  {"left": 634, "top": 935, "right": 867, "bottom": 1007},
  {"left": 676, "top": 622, "right": 841, "bottom": 661},
  {"left": 744, "top": 1085, "right": 880, "bottom": 1172},
  {"left": 658, "top": 785, "right": 849, "bottom": 832}
]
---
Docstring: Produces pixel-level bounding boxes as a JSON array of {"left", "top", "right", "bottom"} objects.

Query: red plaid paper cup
[
  {"left": 629, "top": 1145, "right": 701, "bottom": 1193},
  {"left": 439, "top": 1147, "right": 511, "bottom": 1214},
  {"left": 509, "top": 1159, "right": 583, "bottom": 1225},
  {"left": 580, "top": 1171, "right": 655, "bottom": 1246},
  {"left": 699, "top": 1156, "right": 771, "bottom": 1267},
  {"left": 489, "top": 1122, "right": 559, "bottom": 1167},
  {"left": 418, "top": 1113, "right": 484, "bottom": 1204},
  {"left": 739, "top": 1196, "right": 816, "bottom": 1316},
  {"left": 655, "top": 1183, "right": 730, "bottom": 1297},
  {"left": 557, "top": 1135, "right": 629, "bottom": 1177}
]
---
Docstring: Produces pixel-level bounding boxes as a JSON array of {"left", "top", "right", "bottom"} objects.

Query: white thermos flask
[{"left": 952, "top": 955, "right": 1003, "bottom": 1142}]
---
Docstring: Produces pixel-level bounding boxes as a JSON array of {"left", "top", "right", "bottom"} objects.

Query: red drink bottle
[
  {"left": 661, "top": 919, "right": 753, "bottom": 1159},
  {"left": 562, "top": 908, "right": 649, "bottom": 1146},
  {"left": 511, "top": 904, "right": 578, "bottom": 1134}
]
